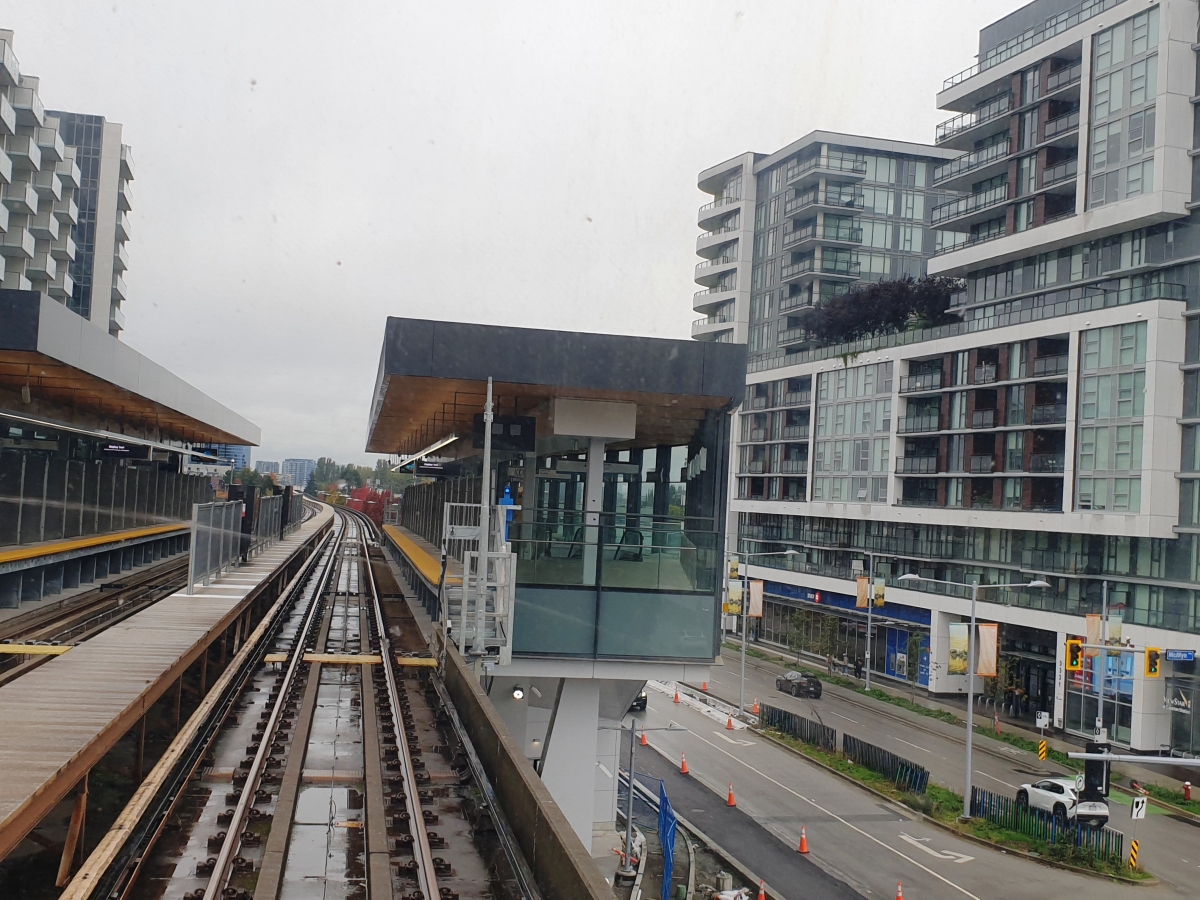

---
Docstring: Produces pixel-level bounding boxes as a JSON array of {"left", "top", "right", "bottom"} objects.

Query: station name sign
[{"left": 1165, "top": 649, "right": 1196, "bottom": 662}]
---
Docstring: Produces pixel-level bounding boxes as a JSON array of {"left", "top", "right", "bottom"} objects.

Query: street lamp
[
  {"left": 728, "top": 548, "right": 801, "bottom": 713},
  {"left": 609, "top": 721, "right": 687, "bottom": 880},
  {"left": 897, "top": 573, "right": 1050, "bottom": 819}
]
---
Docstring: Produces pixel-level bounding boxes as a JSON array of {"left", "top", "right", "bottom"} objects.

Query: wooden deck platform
[{"left": 0, "top": 506, "right": 334, "bottom": 859}]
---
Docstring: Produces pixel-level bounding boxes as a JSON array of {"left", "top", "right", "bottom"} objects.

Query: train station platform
[
  {"left": 380, "top": 524, "right": 460, "bottom": 616},
  {"left": 0, "top": 505, "right": 334, "bottom": 859}
]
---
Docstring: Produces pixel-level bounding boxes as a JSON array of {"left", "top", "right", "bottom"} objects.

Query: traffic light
[
  {"left": 1145, "top": 647, "right": 1162, "bottom": 678},
  {"left": 1065, "top": 639, "right": 1083, "bottom": 671}
]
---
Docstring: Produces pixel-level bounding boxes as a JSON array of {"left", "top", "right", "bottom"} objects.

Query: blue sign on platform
[{"left": 1166, "top": 649, "right": 1196, "bottom": 662}]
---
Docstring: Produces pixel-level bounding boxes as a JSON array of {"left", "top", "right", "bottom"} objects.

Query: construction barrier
[
  {"left": 970, "top": 787, "right": 1125, "bottom": 862},
  {"left": 842, "top": 734, "right": 930, "bottom": 794},
  {"left": 759, "top": 704, "right": 837, "bottom": 752}
]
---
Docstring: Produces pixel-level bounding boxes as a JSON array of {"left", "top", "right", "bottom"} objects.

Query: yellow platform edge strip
[
  {"left": 302, "top": 653, "right": 383, "bottom": 664},
  {"left": 0, "top": 523, "right": 188, "bottom": 565},
  {"left": 0, "top": 644, "right": 72, "bottom": 655},
  {"left": 381, "top": 525, "right": 461, "bottom": 587}
]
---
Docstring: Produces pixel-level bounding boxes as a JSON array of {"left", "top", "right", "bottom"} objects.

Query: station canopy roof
[
  {"left": 0, "top": 290, "right": 260, "bottom": 446},
  {"left": 366, "top": 317, "right": 748, "bottom": 457}
]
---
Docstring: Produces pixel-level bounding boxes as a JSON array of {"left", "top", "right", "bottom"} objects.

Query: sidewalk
[{"left": 716, "top": 639, "right": 1192, "bottom": 794}]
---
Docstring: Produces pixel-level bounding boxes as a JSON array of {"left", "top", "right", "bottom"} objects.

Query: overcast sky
[{"left": 8, "top": 1, "right": 1015, "bottom": 467}]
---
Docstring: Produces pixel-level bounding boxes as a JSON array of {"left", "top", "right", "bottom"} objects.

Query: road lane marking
[
  {"left": 898, "top": 833, "right": 973, "bottom": 863},
  {"left": 827, "top": 711, "right": 859, "bottom": 723},
  {"left": 974, "top": 770, "right": 1017, "bottom": 789},
  {"left": 893, "top": 737, "right": 930, "bottom": 753},
  {"left": 677, "top": 729, "right": 983, "bottom": 899},
  {"left": 712, "top": 731, "right": 756, "bottom": 747}
]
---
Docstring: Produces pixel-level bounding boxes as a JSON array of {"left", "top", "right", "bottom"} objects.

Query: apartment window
[
  {"left": 755, "top": 204, "right": 766, "bottom": 229},
  {"left": 898, "top": 226, "right": 921, "bottom": 253},
  {"left": 1004, "top": 478, "right": 1023, "bottom": 509},
  {"left": 861, "top": 219, "right": 893, "bottom": 250},
  {"left": 770, "top": 167, "right": 783, "bottom": 194},
  {"left": 1093, "top": 71, "right": 1124, "bottom": 120},
  {"left": 769, "top": 196, "right": 780, "bottom": 224},
  {"left": 1090, "top": 171, "right": 1120, "bottom": 207},
  {"left": 863, "top": 155, "right": 896, "bottom": 184},
  {"left": 1020, "top": 109, "right": 1038, "bottom": 151},
  {"left": 1131, "top": 8, "right": 1158, "bottom": 56},
  {"left": 1006, "top": 431, "right": 1025, "bottom": 470},
  {"left": 1092, "top": 121, "right": 1122, "bottom": 172},
  {"left": 1022, "top": 67, "right": 1040, "bottom": 105},
  {"left": 947, "top": 478, "right": 964, "bottom": 508},
  {"left": 1014, "top": 200, "right": 1035, "bottom": 233},
  {"left": 1017, "top": 155, "right": 1037, "bottom": 197},
  {"left": 1128, "top": 108, "right": 1155, "bottom": 157},
  {"left": 1126, "top": 160, "right": 1153, "bottom": 197},
  {"left": 1009, "top": 342, "right": 1027, "bottom": 379},
  {"left": 899, "top": 191, "right": 924, "bottom": 220},
  {"left": 949, "top": 391, "right": 968, "bottom": 429},
  {"left": 861, "top": 186, "right": 894, "bottom": 215},
  {"left": 1129, "top": 57, "right": 1157, "bottom": 107}
]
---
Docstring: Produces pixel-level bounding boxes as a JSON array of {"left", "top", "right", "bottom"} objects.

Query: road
[{"left": 691, "top": 649, "right": 1200, "bottom": 896}]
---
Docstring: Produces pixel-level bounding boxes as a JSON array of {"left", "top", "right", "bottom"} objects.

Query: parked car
[
  {"left": 628, "top": 689, "right": 648, "bottom": 712},
  {"left": 1016, "top": 777, "right": 1108, "bottom": 828},
  {"left": 775, "top": 670, "right": 822, "bottom": 698}
]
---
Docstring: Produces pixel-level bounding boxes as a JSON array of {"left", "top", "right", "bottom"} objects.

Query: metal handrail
[
  {"left": 931, "top": 183, "right": 1009, "bottom": 225},
  {"left": 933, "top": 140, "right": 1010, "bottom": 185},
  {"left": 699, "top": 195, "right": 741, "bottom": 212},
  {"left": 936, "top": 94, "right": 1012, "bottom": 143}
]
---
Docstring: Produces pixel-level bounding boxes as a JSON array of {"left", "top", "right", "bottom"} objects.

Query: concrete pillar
[
  {"left": 594, "top": 717, "right": 621, "bottom": 827},
  {"left": 582, "top": 438, "right": 605, "bottom": 586},
  {"left": 539, "top": 679, "right": 601, "bottom": 845}
]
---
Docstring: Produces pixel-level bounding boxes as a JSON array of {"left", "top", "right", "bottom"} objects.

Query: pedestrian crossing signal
[
  {"left": 1066, "top": 639, "right": 1083, "bottom": 671},
  {"left": 1145, "top": 648, "right": 1162, "bottom": 678}
]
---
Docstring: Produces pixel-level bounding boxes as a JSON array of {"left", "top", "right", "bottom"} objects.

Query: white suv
[{"left": 1016, "top": 777, "right": 1108, "bottom": 828}]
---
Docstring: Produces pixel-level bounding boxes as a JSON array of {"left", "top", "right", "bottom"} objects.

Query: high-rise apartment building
[
  {"left": 718, "top": 0, "right": 1200, "bottom": 756},
  {"left": 254, "top": 460, "right": 280, "bottom": 475},
  {"left": 48, "top": 111, "right": 133, "bottom": 337},
  {"left": 282, "top": 458, "right": 317, "bottom": 489},
  {"left": 691, "top": 132, "right": 959, "bottom": 355},
  {"left": 0, "top": 33, "right": 81, "bottom": 310}
]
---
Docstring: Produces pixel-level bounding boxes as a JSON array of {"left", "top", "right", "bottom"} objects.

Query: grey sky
[{"left": 8, "top": 1, "right": 1014, "bottom": 466}]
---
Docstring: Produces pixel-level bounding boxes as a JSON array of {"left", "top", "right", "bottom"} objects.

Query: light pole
[
  {"left": 898, "top": 573, "right": 1050, "bottom": 820},
  {"left": 612, "top": 721, "right": 686, "bottom": 879},
  {"left": 728, "top": 548, "right": 800, "bottom": 714}
]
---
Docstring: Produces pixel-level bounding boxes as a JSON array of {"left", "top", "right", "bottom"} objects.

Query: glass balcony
[
  {"left": 932, "top": 140, "right": 1009, "bottom": 186},
  {"left": 699, "top": 195, "right": 741, "bottom": 213},
  {"left": 969, "top": 455, "right": 995, "bottom": 474},
  {"left": 936, "top": 94, "right": 1012, "bottom": 143},
  {"left": 1043, "top": 111, "right": 1080, "bottom": 142},
  {"left": 1030, "top": 453, "right": 1065, "bottom": 473},
  {"left": 784, "top": 187, "right": 863, "bottom": 217},
  {"left": 1031, "top": 403, "right": 1068, "bottom": 425},
  {"left": 931, "top": 183, "right": 1009, "bottom": 226},
  {"left": 1045, "top": 62, "right": 1083, "bottom": 94},
  {"left": 1031, "top": 355, "right": 1068, "bottom": 376},
  {"left": 785, "top": 154, "right": 867, "bottom": 187},
  {"left": 780, "top": 459, "right": 807, "bottom": 474},
  {"left": 780, "top": 425, "right": 809, "bottom": 439},
  {"left": 898, "top": 415, "right": 940, "bottom": 434},
  {"left": 896, "top": 457, "right": 938, "bottom": 474},
  {"left": 742, "top": 461, "right": 767, "bottom": 474},
  {"left": 783, "top": 223, "right": 863, "bottom": 250},
  {"left": 781, "top": 390, "right": 811, "bottom": 407},
  {"left": 900, "top": 372, "right": 942, "bottom": 393},
  {"left": 971, "top": 409, "right": 996, "bottom": 429},
  {"left": 974, "top": 364, "right": 997, "bottom": 384},
  {"left": 1041, "top": 158, "right": 1078, "bottom": 188},
  {"left": 691, "top": 313, "right": 732, "bottom": 335}
]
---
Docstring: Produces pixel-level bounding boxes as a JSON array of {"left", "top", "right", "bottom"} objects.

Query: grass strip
[{"left": 1143, "top": 782, "right": 1200, "bottom": 815}]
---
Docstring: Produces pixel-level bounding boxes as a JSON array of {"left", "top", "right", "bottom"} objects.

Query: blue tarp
[{"left": 659, "top": 780, "right": 677, "bottom": 900}]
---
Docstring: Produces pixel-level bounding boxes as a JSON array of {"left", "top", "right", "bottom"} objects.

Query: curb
[{"left": 753, "top": 729, "right": 1158, "bottom": 887}]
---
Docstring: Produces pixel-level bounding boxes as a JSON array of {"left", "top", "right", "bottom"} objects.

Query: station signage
[
  {"left": 101, "top": 441, "right": 150, "bottom": 459},
  {"left": 1165, "top": 649, "right": 1196, "bottom": 662}
]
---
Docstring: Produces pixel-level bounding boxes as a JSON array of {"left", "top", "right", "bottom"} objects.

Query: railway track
[{"left": 64, "top": 504, "right": 534, "bottom": 900}]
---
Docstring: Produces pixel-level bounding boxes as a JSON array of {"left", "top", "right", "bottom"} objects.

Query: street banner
[
  {"left": 948, "top": 623, "right": 969, "bottom": 675},
  {"left": 874, "top": 577, "right": 886, "bottom": 607},
  {"left": 749, "top": 580, "right": 764, "bottom": 618},
  {"left": 1085, "top": 614, "right": 1102, "bottom": 656},
  {"left": 977, "top": 623, "right": 998, "bottom": 676},
  {"left": 856, "top": 576, "right": 869, "bottom": 608},
  {"left": 659, "top": 781, "right": 677, "bottom": 900},
  {"left": 1107, "top": 614, "right": 1122, "bottom": 646}
]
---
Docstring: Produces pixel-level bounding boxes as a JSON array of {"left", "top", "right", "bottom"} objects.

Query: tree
[
  {"left": 786, "top": 611, "right": 807, "bottom": 664},
  {"left": 232, "top": 467, "right": 278, "bottom": 495},
  {"left": 906, "top": 632, "right": 925, "bottom": 701},
  {"left": 796, "top": 275, "right": 965, "bottom": 346}
]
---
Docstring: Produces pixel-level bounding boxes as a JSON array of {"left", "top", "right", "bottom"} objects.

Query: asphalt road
[
  {"left": 634, "top": 687, "right": 1163, "bottom": 900},
  {"left": 693, "top": 649, "right": 1200, "bottom": 896}
]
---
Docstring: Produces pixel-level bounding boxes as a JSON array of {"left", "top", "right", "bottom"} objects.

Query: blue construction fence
[
  {"left": 842, "top": 734, "right": 930, "bottom": 794},
  {"left": 758, "top": 704, "right": 837, "bottom": 751},
  {"left": 971, "top": 787, "right": 1124, "bottom": 860}
]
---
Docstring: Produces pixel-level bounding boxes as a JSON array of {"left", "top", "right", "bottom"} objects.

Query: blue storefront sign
[{"left": 765, "top": 581, "right": 932, "bottom": 627}]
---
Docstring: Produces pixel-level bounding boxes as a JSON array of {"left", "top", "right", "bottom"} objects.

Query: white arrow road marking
[
  {"left": 712, "top": 731, "right": 756, "bottom": 747},
  {"left": 680, "top": 729, "right": 983, "bottom": 899},
  {"left": 899, "top": 833, "right": 974, "bottom": 863}
]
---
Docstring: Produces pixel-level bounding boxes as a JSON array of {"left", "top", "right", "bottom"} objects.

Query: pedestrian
[
  {"left": 826, "top": 653, "right": 833, "bottom": 675},
  {"left": 854, "top": 658, "right": 863, "bottom": 679}
]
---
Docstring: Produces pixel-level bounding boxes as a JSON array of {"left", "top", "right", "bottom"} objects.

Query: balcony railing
[
  {"left": 936, "top": 93, "right": 1012, "bottom": 143},
  {"left": 777, "top": 327, "right": 809, "bottom": 346},
  {"left": 931, "top": 227, "right": 1007, "bottom": 257},
  {"left": 1043, "top": 110, "right": 1080, "bottom": 141},
  {"left": 743, "top": 461, "right": 767, "bottom": 474},
  {"left": 1031, "top": 403, "right": 1068, "bottom": 424},
  {"left": 784, "top": 188, "right": 863, "bottom": 216},
  {"left": 780, "top": 459, "right": 807, "bottom": 474},
  {"left": 701, "top": 222, "right": 740, "bottom": 239},
  {"left": 971, "top": 409, "right": 996, "bottom": 429},
  {"left": 744, "top": 428, "right": 768, "bottom": 442},
  {"left": 1041, "top": 158, "right": 1078, "bottom": 188},
  {"left": 694, "top": 285, "right": 735, "bottom": 299},
  {"left": 780, "top": 425, "right": 809, "bottom": 440},
  {"left": 932, "top": 139, "right": 1009, "bottom": 185},
  {"left": 900, "top": 372, "right": 942, "bottom": 393},
  {"left": 1045, "top": 62, "right": 1083, "bottom": 94},
  {"left": 692, "top": 314, "right": 732, "bottom": 335},
  {"left": 941, "top": 0, "right": 1122, "bottom": 88},
  {"left": 974, "top": 364, "right": 997, "bottom": 384},
  {"left": 931, "top": 183, "right": 1009, "bottom": 225},
  {"left": 779, "top": 293, "right": 811, "bottom": 313},
  {"left": 699, "top": 195, "right": 741, "bottom": 213},
  {"left": 896, "top": 457, "right": 939, "bottom": 474},
  {"left": 781, "top": 390, "right": 811, "bottom": 407},
  {"left": 1031, "top": 355, "right": 1068, "bottom": 376},
  {"left": 898, "top": 415, "right": 940, "bottom": 434},
  {"left": 786, "top": 155, "right": 867, "bottom": 184},
  {"left": 1030, "top": 453, "right": 1066, "bottom": 473},
  {"left": 969, "top": 455, "right": 995, "bottom": 474},
  {"left": 695, "top": 255, "right": 738, "bottom": 271}
]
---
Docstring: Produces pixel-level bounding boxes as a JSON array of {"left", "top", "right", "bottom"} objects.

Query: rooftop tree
[{"left": 798, "top": 275, "right": 965, "bottom": 345}]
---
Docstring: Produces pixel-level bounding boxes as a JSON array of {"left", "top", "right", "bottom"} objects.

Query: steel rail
[
  {"left": 201, "top": 513, "right": 346, "bottom": 900},
  {"left": 349, "top": 507, "right": 440, "bottom": 899}
]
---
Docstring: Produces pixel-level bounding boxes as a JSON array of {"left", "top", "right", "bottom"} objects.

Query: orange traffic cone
[
  {"left": 673, "top": 689, "right": 681, "bottom": 703},
  {"left": 798, "top": 826, "right": 809, "bottom": 854},
  {"left": 757, "top": 880, "right": 766, "bottom": 900},
  {"left": 895, "top": 882, "right": 903, "bottom": 900},
  {"left": 702, "top": 681, "right": 708, "bottom": 691},
  {"left": 639, "top": 731, "right": 648, "bottom": 747},
  {"left": 727, "top": 782, "right": 736, "bottom": 807},
  {"left": 753, "top": 697, "right": 760, "bottom": 715},
  {"left": 726, "top": 716, "right": 735, "bottom": 730},
  {"left": 680, "top": 752, "right": 689, "bottom": 775}
]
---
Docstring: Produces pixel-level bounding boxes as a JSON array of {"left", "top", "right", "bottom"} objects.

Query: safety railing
[
  {"left": 970, "top": 787, "right": 1124, "bottom": 862},
  {"left": 759, "top": 703, "right": 836, "bottom": 751},
  {"left": 843, "top": 734, "right": 930, "bottom": 794},
  {"left": 186, "top": 500, "right": 244, "bottom": 594},
  {"left": 252, "top": 493, "right": 284, "bottom": 554}
]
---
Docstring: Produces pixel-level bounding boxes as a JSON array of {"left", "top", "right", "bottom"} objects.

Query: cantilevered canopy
[
  {"left": 0, "top": 290, "right": 260, "bottom": 446},
  {"left": 366, "top": 318, "right": 748, "bottom": 456}
]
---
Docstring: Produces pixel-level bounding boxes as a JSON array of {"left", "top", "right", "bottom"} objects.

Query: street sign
[
  {"left": 1075, "top": 773, "right": 1085, "bottom": 792},
  {"left": 1036, "top": 711, "right": 1050, "bottom": 729},
  {"left": 1166, "top": 649, "right": 1196, "bottom": 662},
  {"left": 1131, "top": 796, "right": 1147, "bottom": 820}
]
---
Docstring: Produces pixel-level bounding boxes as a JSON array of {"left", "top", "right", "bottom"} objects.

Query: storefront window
[{"left": 1065, "top": 647, "right": 1135, "bottom": 745}]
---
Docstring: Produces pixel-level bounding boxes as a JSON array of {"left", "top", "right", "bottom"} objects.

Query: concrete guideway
[
  {"left": 708, "top": 647, "right": 1200, "bottom": 892},
  {"left": 637, "top": 691, "right": 1141, "bottom": 900}
]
